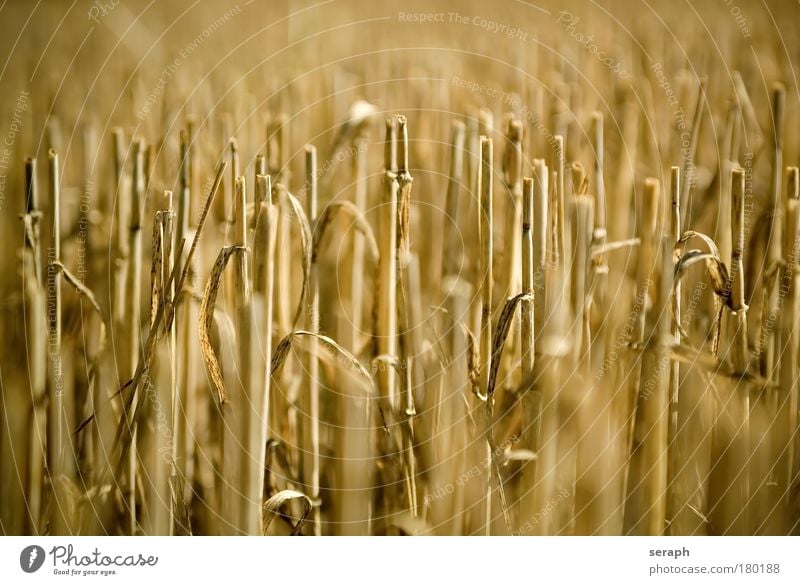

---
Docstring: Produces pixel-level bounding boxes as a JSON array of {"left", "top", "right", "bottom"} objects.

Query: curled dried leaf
[
  {"left": 487, "top": 293, "right": 533, "bottom": 403},
  {"left": 372, "top": 353, "right": 401, "bottom": 373},
  {"left": 674, "top": 250, "right": 730, "bottom": 302},
  {"left": 706, "top": 256, "right": 730, "bottom": 297},
  {"left": 460, "top": 321, "right": 481, "bottom": 399},
  {"left": 271, "top": 330, "right": 374, "bottom": 390},
  {"left": 150, "top": 213, "right": 164, "bottom": 326},
  {"left": 198, "top": 245, "right": 246, "bottom": 405},
  {"left": 278, "top": 187, "right": 313, "bottom": 328},
  {"left": 398, "top": 176, "right": 413, "bottom": 258},
  {"left": 502, "top": 449, "right": 538, "bottom": 463},
  {"left": 263, "top": 489, "right": 312, "bottom": 535},
  {"left": 591, "top": 237, "right": 640, "bottom": 258},
  {"left": 53, "top": 261, "right": 104, "bottom": 320},
  {"left": 371, "top": 354, "right": 409, "bottom": 412},
  {"left": 676, "top": 230, "right": 721, "bottom": 258},
  {"left": 312, "top": 201, "right": 379, "bottom": 265}
]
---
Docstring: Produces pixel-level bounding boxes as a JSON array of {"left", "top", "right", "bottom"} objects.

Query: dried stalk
[
  {"left": 478, "top": 136, "right": 493, "bottom": 535},
  {"left": 666, "top": 166, "right": 683, "bottom": 534},
  {"left": 302, "top": 145, "right": 322, "bottom": 535},
  {"left": 571, "top": 195, "right": 594, "bottom": 373},
  {"left": 46, "top": 151, "right": 65, "bottom": 486},
  {"left": 377, "top": 118, "right": 398, "bottom": 407},
  {"left": 172, "top": 129, "right": 193, "bottom": 534},
  {"left": 22, "top": 155, "right": 46, "bottom": 535},
  {"left": 770, "top": 167, "right": 799, "bottom": 533},
  {"left": 625, "top": 236, "right": 672, "bottom": 535},
  {"left": 623, "top": 177, "right": 661, "bottom": 534},
  {"left": 113, "top": 128, "right": 129, "bottom": 325},
  {"left": 590, "top": 112, "right": 608, "bottom": 373},
  {"left": 679, "top": 78, "right": 706, "bottom": 229},
  {"left": 441, "top": 120, "right": 466, "bottom": 281},
  {"left": 708, "top": 167, "right": 751, "bottom": 535},
  {"left": 394, "top": 115, "right": 419, "bottom": 517},
  {"left": 126, "top": 138, "right": 146, "bottom": 535},
  {"left": 335, "top": 135, "right": 373, "bottom": 535},
  {"left": 521, "top": 178, "right": 534, "bottom": 385},
  {"left": 254, "top": 174, "right": 278, "bottom": 535}
]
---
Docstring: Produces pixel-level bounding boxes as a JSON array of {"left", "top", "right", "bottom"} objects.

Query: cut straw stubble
[
  {"left": 517, "top": 177, "right": 536, "bottom": 533},
  {"left": 302, "top": 145, "right": 322, "bottom": 536},
  {"left": 45, "top": 150, "right": 78, "bottom": 534},
  {"left": 477, "top": 136, "right": 493, "bottom": 536},
  {"left": 623, "top": 177, "right": 662, "bottom": 535},
  {"left": 377, "top": 118, "right": 398, "bottom": 408},
  {"left": 334, "top": 136, "right": 373, "bottom": 535},
  {"left": 441, "top": 120, "right": 466, "bottom": 282},
  {"left": 523, "top": 159, "right": 557, "bottom": 536},
  {"left": 21, "top": 155, "right": 47, "bottom": 535},
  {"left": 769, "top": 167, "right": 800, "bottom": 534},
  {"left": 393, "top": 115, "right": 420, "bottom": 518},
  {"left": 625, "top": 234, "right": 672, "bottom": 535},
  {"left": 750, "top": 85, "right": 785, "bottom": 533},
  {"left": 112, "top": 128, "right": 130, "bottom": 326},
  {"left": 708, "top": 166, "right": 750, "bottom": 535},
  {"left": 253, "top": 173, "right": 278, "bottom": 535},
  {"left": 126, "top": 139, "right": 146, "bottom": 535},
  {"left": 172, "top": 129, "right": 195, "bottom": 534}
]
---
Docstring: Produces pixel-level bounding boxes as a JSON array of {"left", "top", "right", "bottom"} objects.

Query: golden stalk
[
  {"left": 303, "top": 144, "right": 322, "bottom": 535},
  {"left": 771, "top": 167, "right": 799, "bottom": 533},
  {"left": 666, "top": 166, "right": 684, "bottom": 534},
  {"left": 377, "top": 118, "right": 398, "bottom": 408},
  {"left": 335, "top": 135, "right": 373, "bottom": 535},
  {"left": 127, "top": 138, "right": 146, "bottom": 534},
  {"left": 254, "top": 173, "right": 278, "bottom": 535},
  {"left": 45, "top": 150, "right": 76, "bottom": 535},
  {"left": 441, "top": 120, "right": 466, "bottom": 282},
  {"left": 477, "top": 136, "right": 493, "bottom": 535},
  {"left": 623, "top": 177, "right": 662, "bottom": 533},
  {"left": 22, "top": 155, "right": 46, "bottom": 535},
  {"left": 625, "top": 235, "right": 673, "bottom": 535}
]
